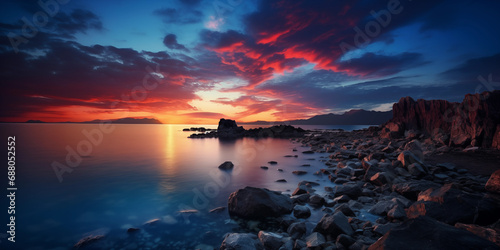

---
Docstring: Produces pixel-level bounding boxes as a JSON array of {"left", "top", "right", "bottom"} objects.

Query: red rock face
[{"left": 385, "top": 90, "right": 500, "bottom": 148}]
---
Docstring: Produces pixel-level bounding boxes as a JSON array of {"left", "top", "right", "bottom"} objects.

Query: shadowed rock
[
  {"left": 368, "top": 216, "right": 499, "bottom": 250},
  {"left": 220, "top": 233, "right": 264, "bottom": 250},
  {"left": 228, "top": 187, "right": 292, "bottom": 220}
]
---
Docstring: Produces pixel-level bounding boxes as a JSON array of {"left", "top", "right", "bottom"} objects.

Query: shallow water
[{"left": 0, "top": 123, "right": 371, "bottom": 249}]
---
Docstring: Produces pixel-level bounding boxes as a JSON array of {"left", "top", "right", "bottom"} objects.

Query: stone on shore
[
  {"left": 258, "top": 231, "right": 284, "bottom": 249},
  {"left": 220, "top": 233, "right": 264, "bottom": 250},
  {"left": 306, "top": 232, "right": 326, "bottom": 248},
  {"left": 368, "top": 216, "right": 499, "bottom": 250},
  {"left": 228, "top": 187, "right": 293, "bottom": 220},
  {"left": 293, "top": 205, "right": 311, "bottom": 219},
  {"left": 314, "top": 212, "right": 354, "bottom": 238},
  {"left": 486, "top": 169, "right": 500, "bottom": 194},
  {"left": 406, "top": 184, "right": 500, "bottom": 225},
  {"left": 219, "top": 161, "right": 234, "bottom": 170}
]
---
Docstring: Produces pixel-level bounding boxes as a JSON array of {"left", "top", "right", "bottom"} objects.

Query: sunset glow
[{"left": 1, "top": 0, "right": 499, "bottom": 123}]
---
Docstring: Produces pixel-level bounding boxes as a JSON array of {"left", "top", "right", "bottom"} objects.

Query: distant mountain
[
  {"left": 83, "top": 117, "right": 162, "bottom": 124},
  {"left": 25, "top": 120, "right": 46, "bottom": 123},
  {"left": 242, "top": 109, "right": 392, "bottom": 125},
  {"left": 23, "top": 117, "right": 162, "bottom": 124}
]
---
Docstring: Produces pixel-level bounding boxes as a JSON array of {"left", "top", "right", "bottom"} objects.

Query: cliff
[{"left": 381, "top": 91, "right": 500, "bottom": 149}]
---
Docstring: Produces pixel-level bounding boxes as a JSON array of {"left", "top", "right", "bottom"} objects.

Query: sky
[{"left": 1, "top": 0, "right": 499, "bottom": 124}]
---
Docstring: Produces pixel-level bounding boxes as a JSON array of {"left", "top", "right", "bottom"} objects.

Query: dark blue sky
[{"left": 1, "top": 0, "right": 499, "bottom": 123}]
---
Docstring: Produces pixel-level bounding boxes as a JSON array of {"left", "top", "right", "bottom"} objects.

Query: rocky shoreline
[{"left": 218, "top": 127, "right": 500, "bottom": 250}]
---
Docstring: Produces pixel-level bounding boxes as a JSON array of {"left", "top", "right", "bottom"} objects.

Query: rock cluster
[
  {"left": 220, "top": 127, "right": 500, "bottom": 249},
  {"left": 189, "top": 118, "right": 306, "bottom": 139}
]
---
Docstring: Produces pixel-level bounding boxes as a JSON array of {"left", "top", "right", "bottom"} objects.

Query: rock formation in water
[
  {"left": 381, "top": 90, "right": 500, "bottom": 149},
  {"left": 189, "top": 118, "right": 306, "bottom": 138}
]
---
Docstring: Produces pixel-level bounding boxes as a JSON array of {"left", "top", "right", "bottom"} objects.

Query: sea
[{"left": 0, "top": 123, "right": 373, "bottom": 249}]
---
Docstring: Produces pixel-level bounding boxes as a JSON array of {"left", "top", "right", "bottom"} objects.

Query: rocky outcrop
[
  {"left": 368, "top": 216, "right": 499, "bottom": 250},
  {"left": 227, "top": 187, "right": 293, "bottom": 220},
  {"left": 383, "top": 91, "right": 500, "bottom": 149},
  {"left": 189, "top": 118, "right": 306, "bottom": 139}
]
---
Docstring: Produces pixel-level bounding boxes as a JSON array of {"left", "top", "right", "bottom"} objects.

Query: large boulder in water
[
  {"left": 368, "top": 216, "right": 499, "bottom": 250},
  {"left": 217, "top": 118, "right": 245, "bottom": 138},
  {"left": 228, "top": 187, "right": 293, "bottom": 220}
]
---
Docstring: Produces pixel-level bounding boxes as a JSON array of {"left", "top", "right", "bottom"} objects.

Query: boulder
[
  {"left": 217, "top": 118, "right": 245, "bottom": 138},
  {"left": 406, "top": 184, "right": 500, "bottom": 225},
  {"left": 314, "top": 212, "right": 354, "bottom": 237},
  {"left": 392, "top": 180, "right": 440, "bottom": 200},
  {"left": 221, "top": 233, "right": 264, "bottom": 250},
  {"left": 370, "top": 172, "right": 391, "bottom": 186},
  {"left": 334, "top": 183, "right": 363, "bottom": 199},
  {"left": 258, "top": 231, "right": 284, "bottom": 249},
  {"left": 368, "top": 216, "right": 499, "bottom": 250},
  {"left": 306, "top": 232, "right": 326, "bottom": 248},
  {"left": 455, "top": 223, "right": 500, "bottom": 247},
  {"left": 293, "top": 205, "right": 311, "bottom": 219},
  {"left": 486, "top": 169, "right": 500, "bottom": 194},
  {"left": 219, "top": 161, "right": 234, "bottom": 170},
  {"left": 397, "top": 151, "right": 423, "bottom": 168},
  {"left": 228, "top": 187, "right": 293, "bottom": 220}
]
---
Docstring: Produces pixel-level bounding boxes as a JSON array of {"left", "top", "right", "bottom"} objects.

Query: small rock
[
  {"left": 302, "top": 150, "right": 315, "bottom": 154},
  {"left": 485, "top": 169, "right": 500, "bottom": 194},
  {"left": 260, "top": 166, "right": 269, "bottom": 170},
  {"left": 268, "top": 161, "right": 278, "bottom": 165},
  {"left": 219, "top": 161, "right": 234, "bottom": 170},
  {"left": 276, "top": 179, "right": 287, "bottom": 183},
  {"left": 292, "top": 170, "right": 307, "bottom": 175},
  {"left": 314, "top": 212, "right": 354, "bottom": 237},
  {"left": 209, "top": 207, "right": 226, "bottom": 213}
]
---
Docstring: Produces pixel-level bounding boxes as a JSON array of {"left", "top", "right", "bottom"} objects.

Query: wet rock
[
  {"left": 392, "top": 180, "right": 440, "bottom": 200},
  {"left": 397, "top": 151, "right": 423, "bottom": 168},
  {"left": 209, "top": 206, "right": 226, "bottom": 213},
  {"left": 334, "top": 203, "right": 355, "bottom": 217},
  {"left": 308, "top": 194, "right": 326, "bottom": 207},
  {"left": 373, "top": 223, "right": 398, "bottom": 235},
  {"left": 370, "top": 172, "right": 391, "bottom": 186},
  {"left": 387, "top": 205, "right": 406, "bottom": 221},
  {"left": 276, "top": 179, "right": 287, "bottom": 183},
  {"left": 337, "top": 234, "right": 356, "bottom": 248},
  {"left": 219, "top": 161, "right": 234, "bottom": 170},
  {"left": 368, "top": 216, "right": 499, "bottom": 250},
  {"left": 315, "top": 212, "right": 354, "bottom": 237},
  {"left": 455, "top": 223, "right": 500, "bottom": 246},
  {"left": 334, "top": 183, "right": 363, "bottom": 199},
  {"left": 291, "top": 193, "right": 310, "bottom": 204},
  {"left": 287, "top": 222, "right": 307, "bottom": 239},
  {"left": 127, "top": 228, "right": 140, "bottom": 233},
  {"left": 74, "top": 235, "right": 104, "bottom": 249},
  {"left": 306, "top": 232, "right": 326, "bottom": 248},
  {"left": 258, "top": 231, "right": 284, "bottom": 249},
  {"left": 292, "top": 185, "right": 308, "bottom": 196},
  {"left": 220, "top": 233, "right": 264, "bottom": 250},
  {"left": 486, "top": 169, "right": 500, "bottom": 194},
  {"left": 292, "top": 170, "right": 307, "bottom": 175},
  {"left": 293, "top": 205, "right": 311, "bottom": 219},
  {"left": 228, "top": 187, "right": 293, "bottom": 220},
  {"left": 333, "top": 194, "right": 351, "bottom": 203}
]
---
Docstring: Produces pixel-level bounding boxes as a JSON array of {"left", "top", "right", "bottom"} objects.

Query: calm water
[{"left": 0, "top": 123, "right": 370, "bottom": 249}]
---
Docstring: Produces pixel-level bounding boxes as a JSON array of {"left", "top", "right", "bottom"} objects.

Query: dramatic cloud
[
  {"left": 163, "top": 34, "right": 189, "bottom": 51},
  {"left": 1, "top": 0, "right": 499, "bottom": 123}
]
